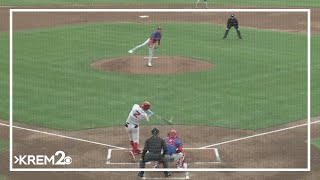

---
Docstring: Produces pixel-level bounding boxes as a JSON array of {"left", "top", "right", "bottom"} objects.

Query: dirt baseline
[{"left": 91, "top": 55, "right": 213, "bottom": 74}]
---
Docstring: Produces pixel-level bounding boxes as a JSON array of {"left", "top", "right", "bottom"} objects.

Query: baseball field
[{"left": 0, "top": 1, "right": 320, "bottom": 180}]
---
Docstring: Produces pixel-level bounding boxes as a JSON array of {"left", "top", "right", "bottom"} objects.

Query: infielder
[
  {"left": 128, "top": 26, "right": 162, "bottom": 67},
  {"left": 195, "top": 0, "right": 208, "bottom": 9},
  {"left": 223, "top": 14, "right": 242, "bottom": 39},
  {"left": 125, "top": 101, "right": 153, "bottom": 155},
  {"left": 163, "top": 129, "right": 187, "bottom": 169}
]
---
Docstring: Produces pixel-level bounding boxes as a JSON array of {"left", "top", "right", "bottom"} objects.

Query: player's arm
[
  {"left": 141, "top": 112, "right": 149, "bottom": 122},
  {"left": 234, "top": 19, "right": 239, "bottom": 26},
  {"left": 176, "top": 139, "right": 183, "bottom": 153},
  {"left": 146, "top": 110, "right": 154, "bottom": 118},
  {"left": 227, "top": 18, "right": 231, "bottom": 26}
]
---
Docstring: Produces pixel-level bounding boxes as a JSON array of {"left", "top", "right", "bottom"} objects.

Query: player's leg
[
  {"left": 195, "top": 0, "right": 201, "bottom": 8},
  {"left": 223, "top": 28, "right": 230, "bottom": 39},
  {"left": 173, "top": 153, "right": 187, "bottom": 168},
  {"left": 138, "top": 153, "right": 149, "bottom": 177},
  {"left": 235, "top": 25, "right": 242, "bottom": 39},
  {"left": 161, "top": 156, "right": 171, "bottom": 177},
  {"left": 129, "top": 38, "right": 150, "bottom": 53},
  {"left": 204, "top": 0, "right": 208, "bottom": 9},
  {"left": 125, "top": 126, "right": 134, "bottom": 149},
  {"left": 147, "top": 43, "right": 156, "bottom": 67},
  {"left": 131, "top": 126, "right": 140, "bottom": 154}
]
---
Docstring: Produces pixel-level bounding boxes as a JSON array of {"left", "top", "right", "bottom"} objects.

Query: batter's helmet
[
  {"left": 231, "top": 14, "right": 235, "bottom": 18},
  {"left": 168, "top": 129, "right": 177, "bottom": 138},
  {"left": 151, "top": 128, "right": 160, "bottom": 136},
  {"left": 141, "top": 101, "right": 151, "bottom": 111}
]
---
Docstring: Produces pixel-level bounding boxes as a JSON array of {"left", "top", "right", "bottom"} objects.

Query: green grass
[
  {"left": 0, "top": 139, "right": 9, "bottom": 152},
  {"left": 0, "top": 22, "right": 318, "bottom": 130},
  {"left": 311, "top": 138, "right": 320, "bottom": 149},
  {"left": 0, "top": 0, "right": 319, "bottom": 7}
]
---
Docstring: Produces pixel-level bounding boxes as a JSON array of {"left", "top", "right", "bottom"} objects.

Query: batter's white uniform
[{"left": 125, "top": 104, "right": 149, "bottom": 144}]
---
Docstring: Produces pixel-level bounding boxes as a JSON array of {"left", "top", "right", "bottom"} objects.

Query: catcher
[
  {"left": 138, "top": 128, "right": 171, "bottom": 178},
  {"left": 163, "top": 129, "right": 187, "bottom": 169},
  {"left": 128, "top": 26, "right": 162, "bottom": 67}
]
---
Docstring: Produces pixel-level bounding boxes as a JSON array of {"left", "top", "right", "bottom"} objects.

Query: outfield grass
[
  {"left": 0, "top": 22, "right": 317, "bottom": 130},
  {"left": 0, "top": 139, "right": 9, "bottom": 152},
  {"left": 311, "top": 138, "right": 320, "bottom": 149},
  {"left": 0, "top": 0, "right": 319, "bottom": 7}
]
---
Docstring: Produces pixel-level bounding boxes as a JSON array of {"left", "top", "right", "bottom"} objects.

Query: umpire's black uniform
[
  {"left": 223, "top": 14, "right": 242, "bottom": 39},
  {"left": 138, "top": 128, "right": 170, "bottom": 178}
]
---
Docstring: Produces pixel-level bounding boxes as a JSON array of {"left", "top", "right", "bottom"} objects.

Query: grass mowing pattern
[
  {"left": 1, "top": 0, "right": 319, "bottom": 7},
  {"left": 0, "top": 22, "right": 316, "bottom": 130}
]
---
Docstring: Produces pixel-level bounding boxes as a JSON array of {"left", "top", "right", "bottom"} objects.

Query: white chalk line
[
  {"left": 107, "top": 148, "right": 191, "bottom": 179},
  {"left": 142, "top": 175, "right": 189, "bottom": 180},
  {"left": 143, "top": 57, "right": 158, "bottom": 59},
  {"left": 106, "top": 148, "right": 221, "bottom": 165},
  {"left": 0, "top": 123, "right": 126, "bottom": 150},
  {"left": 199, "top": 120, "right": 320, "bottom": 149},
  {"left": 2, "top": 119, "right": 318, "bottom": 152}
]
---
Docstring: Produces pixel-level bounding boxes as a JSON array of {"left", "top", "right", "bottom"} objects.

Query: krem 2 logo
[{"left": 14, "top": 150, "right": 72, "bottom": 165}]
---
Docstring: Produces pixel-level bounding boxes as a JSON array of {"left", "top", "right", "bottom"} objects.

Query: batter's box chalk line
[
  {"left": 141, "top": 172, "right": 190, "bottom": 180},
  {"left": 106, "top": 148, "right": 221, "bottom": 165}
]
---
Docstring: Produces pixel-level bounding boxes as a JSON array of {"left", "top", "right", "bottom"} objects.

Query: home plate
[
  {"left": 139, "top": 15, "right": 149, "bottom": 18},
  {"left": 144, "top": 57, "right": 158, "bottom": 59}
]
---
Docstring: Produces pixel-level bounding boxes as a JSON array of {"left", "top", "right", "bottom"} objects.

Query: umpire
[
  {"left": 223, "top": 14, "right": 242, "bottom": 39},
  {"left": 138, "top": 128, "right": 171, "bottom": 178}
]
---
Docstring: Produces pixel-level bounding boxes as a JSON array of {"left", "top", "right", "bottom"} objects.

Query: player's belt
[{"left": 125, "top": 122, "right": 138, "bottom": 128}]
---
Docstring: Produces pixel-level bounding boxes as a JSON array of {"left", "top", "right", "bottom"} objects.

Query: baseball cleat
[
  {"left": 137, "top": 172, "right": 144, "bottom": 178},
  {"left": 164, "top": 172, "right": 171, "bottom": 177},
  {"left": 128, "top": 50, "right": 133, "bottom": 54},
  {"left": 148, "top": 63, "right": 152, "bottom": 67},
  {"left": 153, "top": 161, "right": 160, "bottom": 168}
]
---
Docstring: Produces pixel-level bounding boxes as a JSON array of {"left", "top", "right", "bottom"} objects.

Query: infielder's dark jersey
[
  {"left": 141, "top": 135, "right": 167, "bottom": 159},
  {"left": 227, "top": 17, "right": 239, "bottom": 28}
]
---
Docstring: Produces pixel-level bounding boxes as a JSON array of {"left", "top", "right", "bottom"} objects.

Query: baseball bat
[{"left": 148, "top": 110, "right": 173, "bottom": 125}]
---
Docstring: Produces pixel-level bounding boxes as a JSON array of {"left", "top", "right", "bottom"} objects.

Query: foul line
[
  {"left": 0, "top": 123, "right": 126, "bottom": 150},
  {"left": 199, "top": 120, "right": 320, "bottom": 149}
]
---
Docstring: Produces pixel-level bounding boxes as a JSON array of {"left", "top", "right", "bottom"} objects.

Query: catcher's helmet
[
  {"left": 151, "top": 128, "right": 160, "bottom": 136},
  {"left": 168, "top": 129, "right": 177, "bottom": 138},
  {"left": 141, "top": 101, "right": 151, "bottom": 111}
]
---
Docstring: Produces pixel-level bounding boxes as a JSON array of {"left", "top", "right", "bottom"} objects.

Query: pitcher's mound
[{"left": 91, "top": 55, "right": 213, "bottom": 75}]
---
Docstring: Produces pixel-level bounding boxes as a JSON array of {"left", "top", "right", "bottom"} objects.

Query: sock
[{"left": 132, "top": 142, "right": 139, "bottom": 153}]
